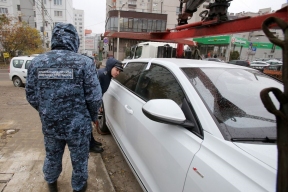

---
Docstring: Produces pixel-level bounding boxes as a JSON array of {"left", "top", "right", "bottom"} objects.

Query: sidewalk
[{"left": 0, "top": 83, "right": 115, "bottom": 192}]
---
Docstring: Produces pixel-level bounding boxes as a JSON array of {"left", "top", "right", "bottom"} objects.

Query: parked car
[
  {"left": 202, "top": 58, "right": 222, "bottom": 62},
  {"left": 99, "top": 58, "right": 279, "bottom": 192},
  {"left": 9, "top": 56, "right": 35, "bottom": 87},
  {"left": 266, "top": 59, "right": 283, "bottom": 66},
  {"left": 227, "top": 60, "right": 250, "bottom": 67},
  {"left": 250, "top": 61, "right": 270, "bottom": 71}
]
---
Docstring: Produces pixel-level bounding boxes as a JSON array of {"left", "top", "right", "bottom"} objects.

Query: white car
[
  {"left": 265, "top": 59, "right": 282, "bottom": 65},
  {"left": 99, "top": 58, "right": 280, "bottom": 192},
  {"left": 250, "top": 61, "right": 270, "bottom": 71},
  {"left": 9, "top": 56, "right": 34, "bottom": 87}
]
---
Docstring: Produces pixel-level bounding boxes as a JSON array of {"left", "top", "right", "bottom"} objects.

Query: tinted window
[
  {"left": 182, "top": 68, "right": 281, "bottom": 140},
  {"left": 228, "top": 60, "right": 236, "bottom": 64},
  {"left": 25, "top": 60, "right": 32, "bottom": 69},
  {"left": 136, "top": 64, "right": 184, "bottom": 106},
  {"left": 135, "top": 46, "right": 142, "bottom": 59},
  {"left": 13, "top": 59, "right": 24, "bottom": 68},
  {"left": 115, "top": 62, "right": 146, "bottom": 91}
]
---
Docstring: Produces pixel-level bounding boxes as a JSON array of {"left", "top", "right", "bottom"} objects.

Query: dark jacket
[
  {"left": 25, "top": 23, "right": 102, "bottom": 139},
  {"left": 97, "top": 57, "right": 119, "bottom": 95}
]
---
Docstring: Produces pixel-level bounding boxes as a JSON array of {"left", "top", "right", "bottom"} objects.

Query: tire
[
  {"left": 97, "top": 105, "right": 110, "bottom": 134},
  {"left": 13, "top": 77, "right": 24, "bottom": 87}
]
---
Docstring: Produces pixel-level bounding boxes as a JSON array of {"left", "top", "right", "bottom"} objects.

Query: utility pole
[{"left": 41, "top": 0, "right": 45, "bottom": 49}]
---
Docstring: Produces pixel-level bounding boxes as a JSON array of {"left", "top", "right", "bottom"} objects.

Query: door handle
[{"left": 124, "top": 105, "right": 133, "bottom": 115}]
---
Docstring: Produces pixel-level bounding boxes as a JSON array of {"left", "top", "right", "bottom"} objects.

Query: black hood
[{"left": 51, "top": 23, "right": 79, "bottom": 53}]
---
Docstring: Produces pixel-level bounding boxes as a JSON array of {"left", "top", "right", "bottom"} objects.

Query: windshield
[{"left": 182, "top": 68, "right": 282, "bottom": 141}]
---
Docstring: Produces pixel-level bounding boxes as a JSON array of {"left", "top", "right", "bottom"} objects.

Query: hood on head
[
  {"left": 105, "top": 57, "right": 120, "bottom": 73},
  {"left": 51, "top": 23, "right": 79, "bottom": 53}
]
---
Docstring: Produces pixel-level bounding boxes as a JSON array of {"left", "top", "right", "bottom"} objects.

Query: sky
[{"left": 72, "top": 0, "right": 286, "bottom": 34}]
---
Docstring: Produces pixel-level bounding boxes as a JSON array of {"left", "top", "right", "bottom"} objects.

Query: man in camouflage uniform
[{"left": 26, "top": 23, "right": 102, "bottom": 192}]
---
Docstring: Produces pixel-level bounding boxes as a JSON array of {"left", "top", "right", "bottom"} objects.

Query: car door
[
  {"left": 12, "top": 59, "right": 25, "bottom": 81},
  {"left": 104, "top": 62, "right": 147, "bottom": 142},
  {"left": 23, "top": 59, "right": 32, "bottom": 83},
  {"left": 119, "top": 63, "right": 203, "bottom": 192}
]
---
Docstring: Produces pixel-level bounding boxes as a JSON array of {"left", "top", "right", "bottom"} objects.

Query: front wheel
[
  {"left": 13, "top": 77, "right": 23, "bottom": 87},
  {"left": 96, "top": 104, "right": 110, "bottom": 135}
]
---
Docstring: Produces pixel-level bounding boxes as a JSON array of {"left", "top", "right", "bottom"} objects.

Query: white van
[
  {"left": 9, "top": 56, "right": 35, "bottom": 87},
  {"left": 125, "top": 41, "right": 193, "bottom": 60}
]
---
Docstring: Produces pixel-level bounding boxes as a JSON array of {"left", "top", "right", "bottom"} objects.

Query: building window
[
  {"left": 33, "top": 0, "right": 35, "bottom": 6},
  {"left": 79, "top": 22, "right": 82, "bottom": 25},
  {"left": 44, "top": 0, "right": 46, "bottom": 4},
  {"left": 0, "top": 7, "right": 8, "bottom": 14},
  {"left": 17, "top": 5, "right": 21, "bottom": 11},
  {"left": 79, "top": 14, "right": 82, "bottom": 17},
  {"left": 18, "top": 16, "right": 22, "bottom": 22},
  {"left": 176, "top": 7, "right": 180, "bottom": 15},
  {"left": 54, "top": 11, "right": 62, "bottom": 17},
  {"left": 0, "top": 0, "right": 7, "bottom": 2},
  {"left": 35, "top": 22, "right": 37, "bottom": 28},
  {"left": 54, "top": 0, "right": 62, "bottom": 5},
  {"left": 34, "top": 11, "right": 36, "bottom": 17},
  {"left": 128, "top": 18, "right": 133, "bottom": 29}
]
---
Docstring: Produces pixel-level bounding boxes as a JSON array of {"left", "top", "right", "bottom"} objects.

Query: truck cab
[{"left": 126, "top": 41, "right": 192, "bottom": 60}]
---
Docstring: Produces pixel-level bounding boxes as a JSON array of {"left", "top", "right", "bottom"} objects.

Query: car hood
[{"left": 234, "top": 143, "right": 277, "bottom": 169}]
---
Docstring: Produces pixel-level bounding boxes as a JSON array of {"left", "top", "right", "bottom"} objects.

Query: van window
[
  {"left": 135, "top": 46, "right": 142, "bottom": 59},
  {"left": 13, "top": 60, "right": 24, "bottom": 68},
  {"left": 25, "top": 60, "right": 32, "bottom": 69}
]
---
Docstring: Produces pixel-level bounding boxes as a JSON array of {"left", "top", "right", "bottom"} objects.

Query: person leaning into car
[
  {"left": 25, "top": 23, "right": 102, "bottom": 192},
  {"left": 90, "top": 57, "right": 123, "bottom": 144}
]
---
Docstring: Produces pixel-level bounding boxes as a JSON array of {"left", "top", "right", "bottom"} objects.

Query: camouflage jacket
[{"left": 26, "top": 23, "right": 102, "bottom": 139}]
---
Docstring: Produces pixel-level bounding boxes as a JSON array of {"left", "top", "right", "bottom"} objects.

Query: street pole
[
  {"left": 41, "top": 0, "right": 45, "bottom": 50},
  {"left": 116, "top": 3, "right": 126, "bottom": 60},
  {"left": 116, "top": 10, "right": 120, "bottom": 60}
]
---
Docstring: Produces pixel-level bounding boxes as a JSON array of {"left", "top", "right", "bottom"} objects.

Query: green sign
[
  {"left": 193, "top": 35, "right": 230, "bottom": 45},
  {"left": 231, "top": 37, "right": 248, "bottom": 46},
  {"left": 251, "top": 42, "right": 281, "bottom": 50}
]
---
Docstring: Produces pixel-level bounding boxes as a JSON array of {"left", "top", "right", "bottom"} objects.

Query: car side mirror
[{"left": 142, "top": 99, "right": 194, "bottom": 128}]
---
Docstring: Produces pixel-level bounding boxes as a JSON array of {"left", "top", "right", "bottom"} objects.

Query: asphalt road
[{"left": 0, "top": 69, "right": 9, "bottom": 82}]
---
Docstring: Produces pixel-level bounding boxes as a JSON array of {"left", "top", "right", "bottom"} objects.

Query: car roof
[
  {"left": 251, "top": 61, "right": 268, "bottom": 63},
  {"left": 125, "top": 58, "right": 249, "bottom": 69},
  {"left": 12, "top": 56, "right": 35, "bottom": 60}
]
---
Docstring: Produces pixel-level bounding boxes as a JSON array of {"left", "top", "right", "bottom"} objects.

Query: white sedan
[{"left": 99, "top": 58, "right": 280, "bottom": 192}]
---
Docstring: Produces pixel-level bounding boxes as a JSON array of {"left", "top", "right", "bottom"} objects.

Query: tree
[
  {"left": 229, "top": 50, "right": 240, "bottom": 61},
  {"left": 0, "top": 14, "right": 44, "bottom": 58}
]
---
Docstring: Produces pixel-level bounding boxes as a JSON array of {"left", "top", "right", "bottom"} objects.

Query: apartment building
[
  {"left": 0, "top": 0, "right": 86, "bottom": 52},
  {"left": 74, "top": 9, "right": 85, "bottom": 53}
]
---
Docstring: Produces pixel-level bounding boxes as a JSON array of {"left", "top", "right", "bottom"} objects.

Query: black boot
[
  {"left": 91, "top": 139, "right": 102, "bottom": 146},
  {"left": 48, "top": 181, "right": 58, "bottom": 192},
  {"left": 89, "top": 145, "right": 104, "bottom": 153},
  {"left": 73, "top": 182, "right": 87, "bottom": 192}
]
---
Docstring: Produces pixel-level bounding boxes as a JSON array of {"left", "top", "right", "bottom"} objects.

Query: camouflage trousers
[{"left": 43, "top": 134, "right": 90, "bottom": 191}]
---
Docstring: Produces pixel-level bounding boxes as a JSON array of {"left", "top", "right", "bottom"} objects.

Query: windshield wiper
[{"left": 231, "top": 137, "right": 276, "bottom": 143}]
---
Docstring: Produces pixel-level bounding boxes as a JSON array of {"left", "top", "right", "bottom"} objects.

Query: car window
[
  {"left": 137, "top": 64, "right": 185, "bottom": 106},
  {"left": 228, "top": 60, "right": 236, "bottom": 64},
  {"left": 115, "top": 62, "right": 146, "bottom": 91},
  {"left": 25, "top": 60, "right": 32, "bottom": 69},
  {"left": 13, "top": 59, "right": 24, "bottom": 68},
  {"left": 182, "top": 68, "right": 281, "bottom": 140}
]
